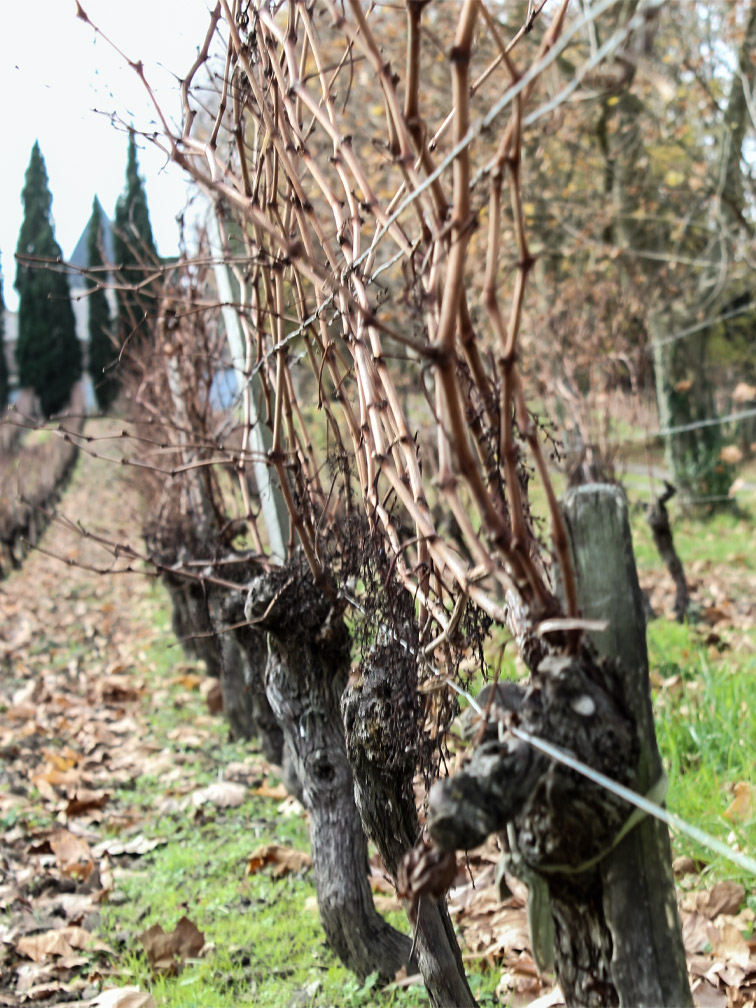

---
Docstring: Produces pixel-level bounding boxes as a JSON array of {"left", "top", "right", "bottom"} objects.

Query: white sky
[{"left": 1, "top": 0, "right": 217, "bottom": 311}]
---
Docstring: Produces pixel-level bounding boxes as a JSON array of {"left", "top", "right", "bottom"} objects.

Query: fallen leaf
[
  {"left": 223, "top": 759, "right": 267, "bottom": 785},
  {"left": 705, "top": 881, "right": 746, "bottom": 919},
  {"left": 16, "top": 926, "right": 112, "bottom": 962},
  {"left": 374, "top": 894, "right": 402, "bottom": 913},
  {"left": 169, "top": 670, "right": 205, "bottom": 691},
  {"left": 90, "top": 835, "right": 165, "bottom": 858},
  {"left": 689, "top": 977, "right": 727, "bottom": 1008},
  {"left": 709, "top": 921, "right": 751, "bottom": 968},
  {"left": 203, "top": 678, "right": 223, "bottom": 714},
  {"left": 521, "top": 988, "right": 564, "bottom": 1008},
  {"left": 276, "top": 795, "right": 305, "bottom": 817},
  {"left": 91, "top": 987, "right": 157, "bottom": 1008},
  {"left": 672, "top": 855, "right": 704, "bottom": 876},
  {"left": 732, "top": 381, "right": 756, "bottom": 404},
  {"left": 41, "top": 748, "right": 79, "bottom": 772},
  {"left": 724, "top": 782, "right": 754, "bottom": 823},
  {"left": 65, "top": 789, "right": 109, "bottom": 817},
  {"left": 139, "top": 916, "right": 204, "bottom": 976},
  {"left": 682, "top": 912, "right": 712, "bottom": 954},
  {"left": 165, "top": 725, "right": 208, "bottom": 747},
  {"left": 190, "top": 781, "right": 246, "bottom": 808},
  {"left": 253, "top": 782, "right": 288, "bottom": 800},
  {"left": 388, "top": 970, "right": 425, "bottom": 990},
  {"left": 246, "top": 843, "right": 312, "bottom": 878},
  {"left": 719, "top": 445, "right": 743, "bottom": 465},
  {"left": 49, "top": 829, "right": 95, "bottom": 881},
  {"left": 97, "top": 675, "right": 142, "bottom": 702}
]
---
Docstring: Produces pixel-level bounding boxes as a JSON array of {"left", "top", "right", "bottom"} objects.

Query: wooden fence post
[{"left": 561, "top": 484, "right": 692, "bottom": 1007}]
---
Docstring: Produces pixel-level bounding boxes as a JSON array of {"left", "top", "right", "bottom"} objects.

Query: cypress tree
[
  {"left": 113, "top": 133, "right": 158, "bottom": 346},
  {"left": 0, "top": 259, "right": 8, "bottom": 411},
  {"left": 86, "top": 197, "right": 119, "bottom": 411},
  {"left": 14, "top": 142, "right": 81, "bottom": 417}
]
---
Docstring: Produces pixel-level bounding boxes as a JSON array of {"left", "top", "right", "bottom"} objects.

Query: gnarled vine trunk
[
  {"left": 244, "top": 562, "right": 414, "bottom": 982},
  {"left": 342, "top": 628, "right": 477, "bottom": 1007}
]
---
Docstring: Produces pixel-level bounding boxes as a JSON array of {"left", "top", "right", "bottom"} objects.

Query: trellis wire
[
  {"left": 447, "top": 681, "right": 756, "bottom": 876},
  {"left": 511, "top": 726, "right": 756, "bottom": 877}
]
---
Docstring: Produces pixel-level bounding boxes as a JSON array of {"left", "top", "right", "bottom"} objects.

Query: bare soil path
[{"left": 0, "top": 431, "right": 180, "bottom": 1004}]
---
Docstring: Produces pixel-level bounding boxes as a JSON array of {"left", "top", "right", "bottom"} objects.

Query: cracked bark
[
  {"left": 342, "top": 629, "right": 476, "bottom": 1007},
  {"left": 244, "top": 563, "right": 414, "bottom": 982},
  {"left": 429, "top": 487, "right": 692, "bottom": 1005}
]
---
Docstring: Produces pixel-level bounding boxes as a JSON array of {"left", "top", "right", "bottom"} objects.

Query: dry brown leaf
[
  {"left": 518, "top": 987, "right": 564, "bottom": 1008},
  {"left": 388, "top": 969, "right": 425, "bottom": 990},
  {"left": 374, "top": 894, "right": 402, "bottom": 914},
  {"left": 719, "top": 445, "right": 744, "bottom": 465},
  {"left": 97, "top": 675, "right": 142, "bottom": 703},
  {"left": 246, "top": 843, "right": 312, "bottom": 878},
  {"left": 91, "top": 987, "right": 157, "bottom": 1008},
  {"left": 253, "top": 782, "right": 288, "bottom": 800},
  {"left": 16, "top": 931, "right": 74, "bottom": 963},
  {"left": 171, "top": 673, "right": 204, "bottom": 690},
  {"left": 190, "top": 781, "right": 246, "bottom": 808},
  {"left": 15, "top": 962, "right": 59, "bottom": 993},
  {"left": 672, "top": 855, "right": 705, "bottom": 876},
  {"left": 732, "top": 382, "right": 756, "bottom": 404},
  {"left": 4, "top": 702, "right": 38, "bottom": 721},
  {"left": 49, "top": 829, "right": 94, "bottom": 881},
  {"left": 682, "top": 911, "right": 712, "bottom": 954},
  {"left": 32, "top": 767, "right": 79, "bottom": 793},
  {"left": 709, "top": 922, "right": 751, "bottom": 969},
  {"left": 165, "top": 725, "right": 208, "bottom": 747},
  {"left": 724, "top": 782, "right": 755, "bottom": 823},
  {"left": 223, "top": 759, "right": 268, "bottom": 784},
  {"left": 139, "top": 916, "right": 205, "bottom": 976},
  {"left": 90, "top": 835, "right": 165, "bottom": 858},
  {"left": 16, "top": 926, "right": 112, "bottom": 962},
  {"left": 690, "top": 977, "right": 728, "bottom": 1008},
  {"left": 276, "top": 795, "right": 305, "bottom": 817},
  {"left": 202, "top": 678, "right": 223, "bottom": 714},
  {"left": 65, "top": 789, "right": 109, "bottom": 817},
  {"left": 41, "top": 749, "right": 79, "bottom": 772},
  {"left": 705, "top": 881, "right": 746, "bottom": 919}
]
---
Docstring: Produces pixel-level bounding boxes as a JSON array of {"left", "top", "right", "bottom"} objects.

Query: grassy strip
[{"left": 649, "top": 620, "right": 756, "bottom": 886}]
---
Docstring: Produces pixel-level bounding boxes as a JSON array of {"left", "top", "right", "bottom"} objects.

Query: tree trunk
[
  {"left": 427, "top": 487, "right": 692, "bottom": 1004},
  {"left": 342, "top": 629, "right": 477, "bottom": 1007},
  {"left": 561, "top": 484, "right": 692, "bottom": 1007},
  {"left": 149, "top": 537, "right": 289, "bottom": 767},
  {"left": 207, "top": 590, "right": 279, "bottom": 752},
  {"left": 244, "top": 563, "right": 414, "bottom": 982},
  {"left": 429, "top": 643, "right": 639, "bottom": 1005},
  {"left": 221, "top": 595, "right": 303, "bottom": 799}
]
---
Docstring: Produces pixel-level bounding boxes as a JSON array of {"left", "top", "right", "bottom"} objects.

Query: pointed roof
[{"left": 69, "top": 197, "right": 115, "bottom": 270}]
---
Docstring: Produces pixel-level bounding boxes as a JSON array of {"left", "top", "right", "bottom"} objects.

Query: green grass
[
  {"left": 648, "top": 619, "right": 756, "bottom": 885},
  {"left": 630, "top": 496, "right": 755, "bottom": 572},
  {"left": 628, "top": 495, "right": 756, "bottom": 896}
]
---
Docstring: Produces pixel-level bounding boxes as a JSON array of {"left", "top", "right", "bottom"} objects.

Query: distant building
[{"left": 2, "top": 203, "right": 116, "bottom": 411}]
